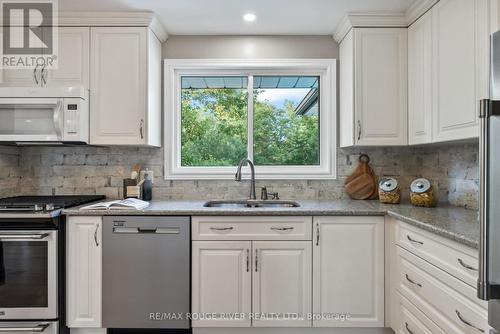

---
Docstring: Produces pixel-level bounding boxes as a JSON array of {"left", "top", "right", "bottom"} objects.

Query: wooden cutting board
[{"left": 345, "top": 154, "right": 378, "bottom": 200}]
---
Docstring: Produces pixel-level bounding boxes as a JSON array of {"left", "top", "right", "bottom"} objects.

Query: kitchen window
[{"left": 164, "top": 59, "right": 336, "bottom": 179}]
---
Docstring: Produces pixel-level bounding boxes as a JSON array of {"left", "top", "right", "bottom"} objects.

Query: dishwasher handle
[{"left": 113, "top": 227, "right": 180, "bottom": 234}]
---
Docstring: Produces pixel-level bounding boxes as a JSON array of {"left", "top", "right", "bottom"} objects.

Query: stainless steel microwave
[{"left": 0, "top": 87, "right": 89, "bottom": 144}]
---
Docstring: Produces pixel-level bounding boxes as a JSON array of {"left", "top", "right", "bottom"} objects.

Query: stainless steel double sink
[{"left": 203, "top": 200, "right": 300, "bottom": 208}]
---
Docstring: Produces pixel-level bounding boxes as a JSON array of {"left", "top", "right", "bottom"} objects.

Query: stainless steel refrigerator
[{"left": 479, "top": 30, "right": 500, "bottom": 334}]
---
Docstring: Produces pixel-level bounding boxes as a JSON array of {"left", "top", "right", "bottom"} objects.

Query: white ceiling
[{"left": 59, "top": 0, "right": 416, "bottom": 35}]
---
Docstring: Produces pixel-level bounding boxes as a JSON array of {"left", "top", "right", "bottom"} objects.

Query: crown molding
[
  {"left": 333, "top": 0, "right": 437, "bottom": 43},
  {"left": 58, "top": 11, "right": 168, "bottom": 42},
  {"left": 333, "top": 15, "right": 352, "bottom": 44},
  {"left": 405, "top": 0, "right": 439, "bottom": 25},
  {"left": 333, "top": 12, "right": 407, "bottom": 43}
]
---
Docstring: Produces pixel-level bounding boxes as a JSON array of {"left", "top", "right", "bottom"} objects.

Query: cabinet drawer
[
  {"left": 396, "top": 292, "right": 445, "bottom": 334},
  {"left": 396, "top": 221, "right": 478, "bottom": 287},
  {"left": 396, "top": 246, "right": 489, "bottom": 334},
  {"left": 192, "top": 216, "right": 312, "bottom": 240}
]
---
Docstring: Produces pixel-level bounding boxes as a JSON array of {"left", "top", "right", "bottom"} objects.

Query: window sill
[{"left": 164, "top": 166, "right": 337, "bottom": 180}]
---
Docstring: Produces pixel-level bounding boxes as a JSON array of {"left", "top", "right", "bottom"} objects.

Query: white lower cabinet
[
  {"left": 252, "top": 241, "right": 312, "bottom": 327},
  {"left": 191, "top": 239, "right": 312, "bottom": 328},
  {"left": 191, "top": 216, "right": 313, "bottom": 328},
  {"left": 66, "top": 216, "right": 102, "bottom": 328},
  {"left": 192, "top": 216, "right": 387, "bottom": 330},
  {"left": 313, "top": 216, "right": 385, "bottom": 327},
  {"left": 396, "top": 292, "right": 446, "bottom": 334},
  {"left": 191, "top": 241, "right": 252, "bottom": 328},
  {"left": 389, "top": 219, "right": 491, "bottom": 334}
]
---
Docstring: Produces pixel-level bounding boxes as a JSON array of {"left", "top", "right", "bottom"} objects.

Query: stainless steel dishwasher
[{"left": 102, "top": 216, "right": 190, "bottom": 330}]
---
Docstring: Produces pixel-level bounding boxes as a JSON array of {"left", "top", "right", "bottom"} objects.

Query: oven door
[
  {"left": 0, "top": 230, "right": 57, "bottom": 320},
  {"left": 0, "top": 321, "right": 57, "bottom": 334}
]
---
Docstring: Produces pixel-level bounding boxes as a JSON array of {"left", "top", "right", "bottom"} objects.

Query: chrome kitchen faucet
[{"left": 235, "top": 158, "right": 257, "bottom": 200}]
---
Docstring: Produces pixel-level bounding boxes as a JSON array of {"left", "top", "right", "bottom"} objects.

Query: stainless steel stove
[
  {"left": 0, "top": 195, "right": 104, "bottom": 218},
  {"left": 0, "top": 195, "right": 104, "bottom": 334}
]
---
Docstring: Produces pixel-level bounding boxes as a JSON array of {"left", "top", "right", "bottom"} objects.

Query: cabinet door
[
  {"left": 0, "top": 26, "right": 47, "bottom": 86},
  {"left": 313, "top": 216, "right": 384, "bottom": 327},
  {"left": 192, "top": 241, "right": 251, "bottom": 327},
  {"left": 90, "top": 27, "right": 147, "bottom": 145},
  {"left": 354, "top": 28, "right": 408, "bottom": 146},
  {"left": 66, "top": 216, "right": 102, "bottom": 328},
  {"left": 339, "top": 30, "right": 355, "bottom": 147},
  {"left": 45, "top": 27, "right": 89, "bottom": 88},
  {"left": 408, "top": 11, "right": 433, "bottom": 145},
  {"left": 0, "top": 67, "right": 38, "bottom": 86},
  {"left": 0, "top": 28, "right": 39, "bottom": 86},
  {"left": 432, "top": 0, "right": 489, "bottom": 142},
  {"left": 252, "top": 241, "right": 312, "bottom": 327}
]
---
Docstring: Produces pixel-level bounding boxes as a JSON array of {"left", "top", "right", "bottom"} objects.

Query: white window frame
[{"left": 164, "top": 59, "right": 337, "bottom": 180}]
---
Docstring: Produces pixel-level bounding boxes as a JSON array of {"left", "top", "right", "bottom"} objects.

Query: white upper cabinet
[
  {"left": 44, "top": 27, "right": 90, "bottom": 88},
  {"left": 407, "top": 0, "right": 492, "bottom": 143},
  {"left": 252, "top": 241, "right": 312, "bottom": 328},
  {"left": 431, "top": 0, "right": 489, "bottom": 142},
  {"left": 90, "top": 27, "right": 161, "bottom": 146},
  {"left": 408, "top": 11, "right": 433, "bottom": 145},
  {"left": 0, "top": 27, "right": 90, "bottom": 88},
  {"left": 339, "top": 28, "right": 408, "bottom": 147},
  {"left": 339, "top": 30, "right": 355, "bottom": 147},
  {"left": 313, "top": 216, "right": 385, "bottom": 327},
  {"left": 0, "top": 66, "right": 38, "bottom": 87}
]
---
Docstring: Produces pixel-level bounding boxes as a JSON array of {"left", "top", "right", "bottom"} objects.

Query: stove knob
[{"left": 45, "top": 203, "right": 55, "bottom": 211}]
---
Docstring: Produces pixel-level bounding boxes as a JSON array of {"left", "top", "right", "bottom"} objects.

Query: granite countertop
[{"left": 63, "top": 199, "right": 480, "bottom": 249}]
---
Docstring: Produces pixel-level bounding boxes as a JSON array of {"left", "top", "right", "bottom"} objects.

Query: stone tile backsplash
[{"left": 0, "top": 141, "right": 480, "bottom": 209}]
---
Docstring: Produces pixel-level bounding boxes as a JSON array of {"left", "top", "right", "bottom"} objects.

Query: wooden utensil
[{"left": 345, "top": 154, "right": 379, "bottom": 200}]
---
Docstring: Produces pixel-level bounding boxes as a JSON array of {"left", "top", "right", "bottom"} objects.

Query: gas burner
[
  {"left": 0, "top": 203, "right": 58, "bottom": 212},
  {"left": 0, "top": 195, "right": 105, "bottom": 213}
]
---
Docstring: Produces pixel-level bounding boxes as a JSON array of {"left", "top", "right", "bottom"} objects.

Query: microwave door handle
[{"left": 53, "top": 100, "right": 64, "bottom": 140}]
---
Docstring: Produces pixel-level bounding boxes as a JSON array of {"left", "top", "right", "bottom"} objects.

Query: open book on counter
[{"left": 79, "top": 198, "right": 150, "bottom": 210}]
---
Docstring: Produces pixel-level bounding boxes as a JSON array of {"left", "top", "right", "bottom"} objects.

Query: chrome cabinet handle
[
  {"left": 94, "top": 224, "right": 99, "bottom": 247},
  {"left": 246, "top": 249, "right": 249, "bottom": 272},
  {"left": 316, "top": 223, "right": 320, "bottom": 246},
  {"left": 33, "top": 64, "right": 39, "bottom": 85},
  {"left": 458, "top": 258, "right": 478, "bottom": 271},
  {"left": 405, "top": 322, "right": 414, "bottom": 334},
  {"left": 270, "top": 226, "right": 294, "bottom": 231},
  {"left": 0, "top": 323, "right": 50, "bottom": 332},
  {"left": 0, "top": 233, "right": 49, "bottom": 240},
  {"left": 255, "top": 249, "right": 258, "bottom": 272},
  {"left": 455, "top": 310, "right": 485, "bottom": 333},
  {"left": 407, "top": 235, "right": 424, "bottom": 245},
  {"left": 357, "top": 120, "right": 361, "bottom": 141},
  {"left": 140, "top": 119, "right": 144, "bottom": 139},
  {"left": 405, "top": 274, "right": 422, "bottom": 287},
  {"left": 209, "top": 226, "right": 233, "bottom": 231},
  {"left": 41, "top": 65, "right": 47, "bottom": 86}
]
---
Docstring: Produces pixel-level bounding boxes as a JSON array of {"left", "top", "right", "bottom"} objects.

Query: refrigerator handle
[{"left": 478, "top": 99, "right": 490, "bottom": 300}]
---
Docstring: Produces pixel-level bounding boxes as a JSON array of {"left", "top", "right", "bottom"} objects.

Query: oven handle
[
  {"left": 0, "top": 323, "right": 50, "bottom": 332},
  {"left": 0, "top": 233, "right": 49, "bottom": 240}
]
